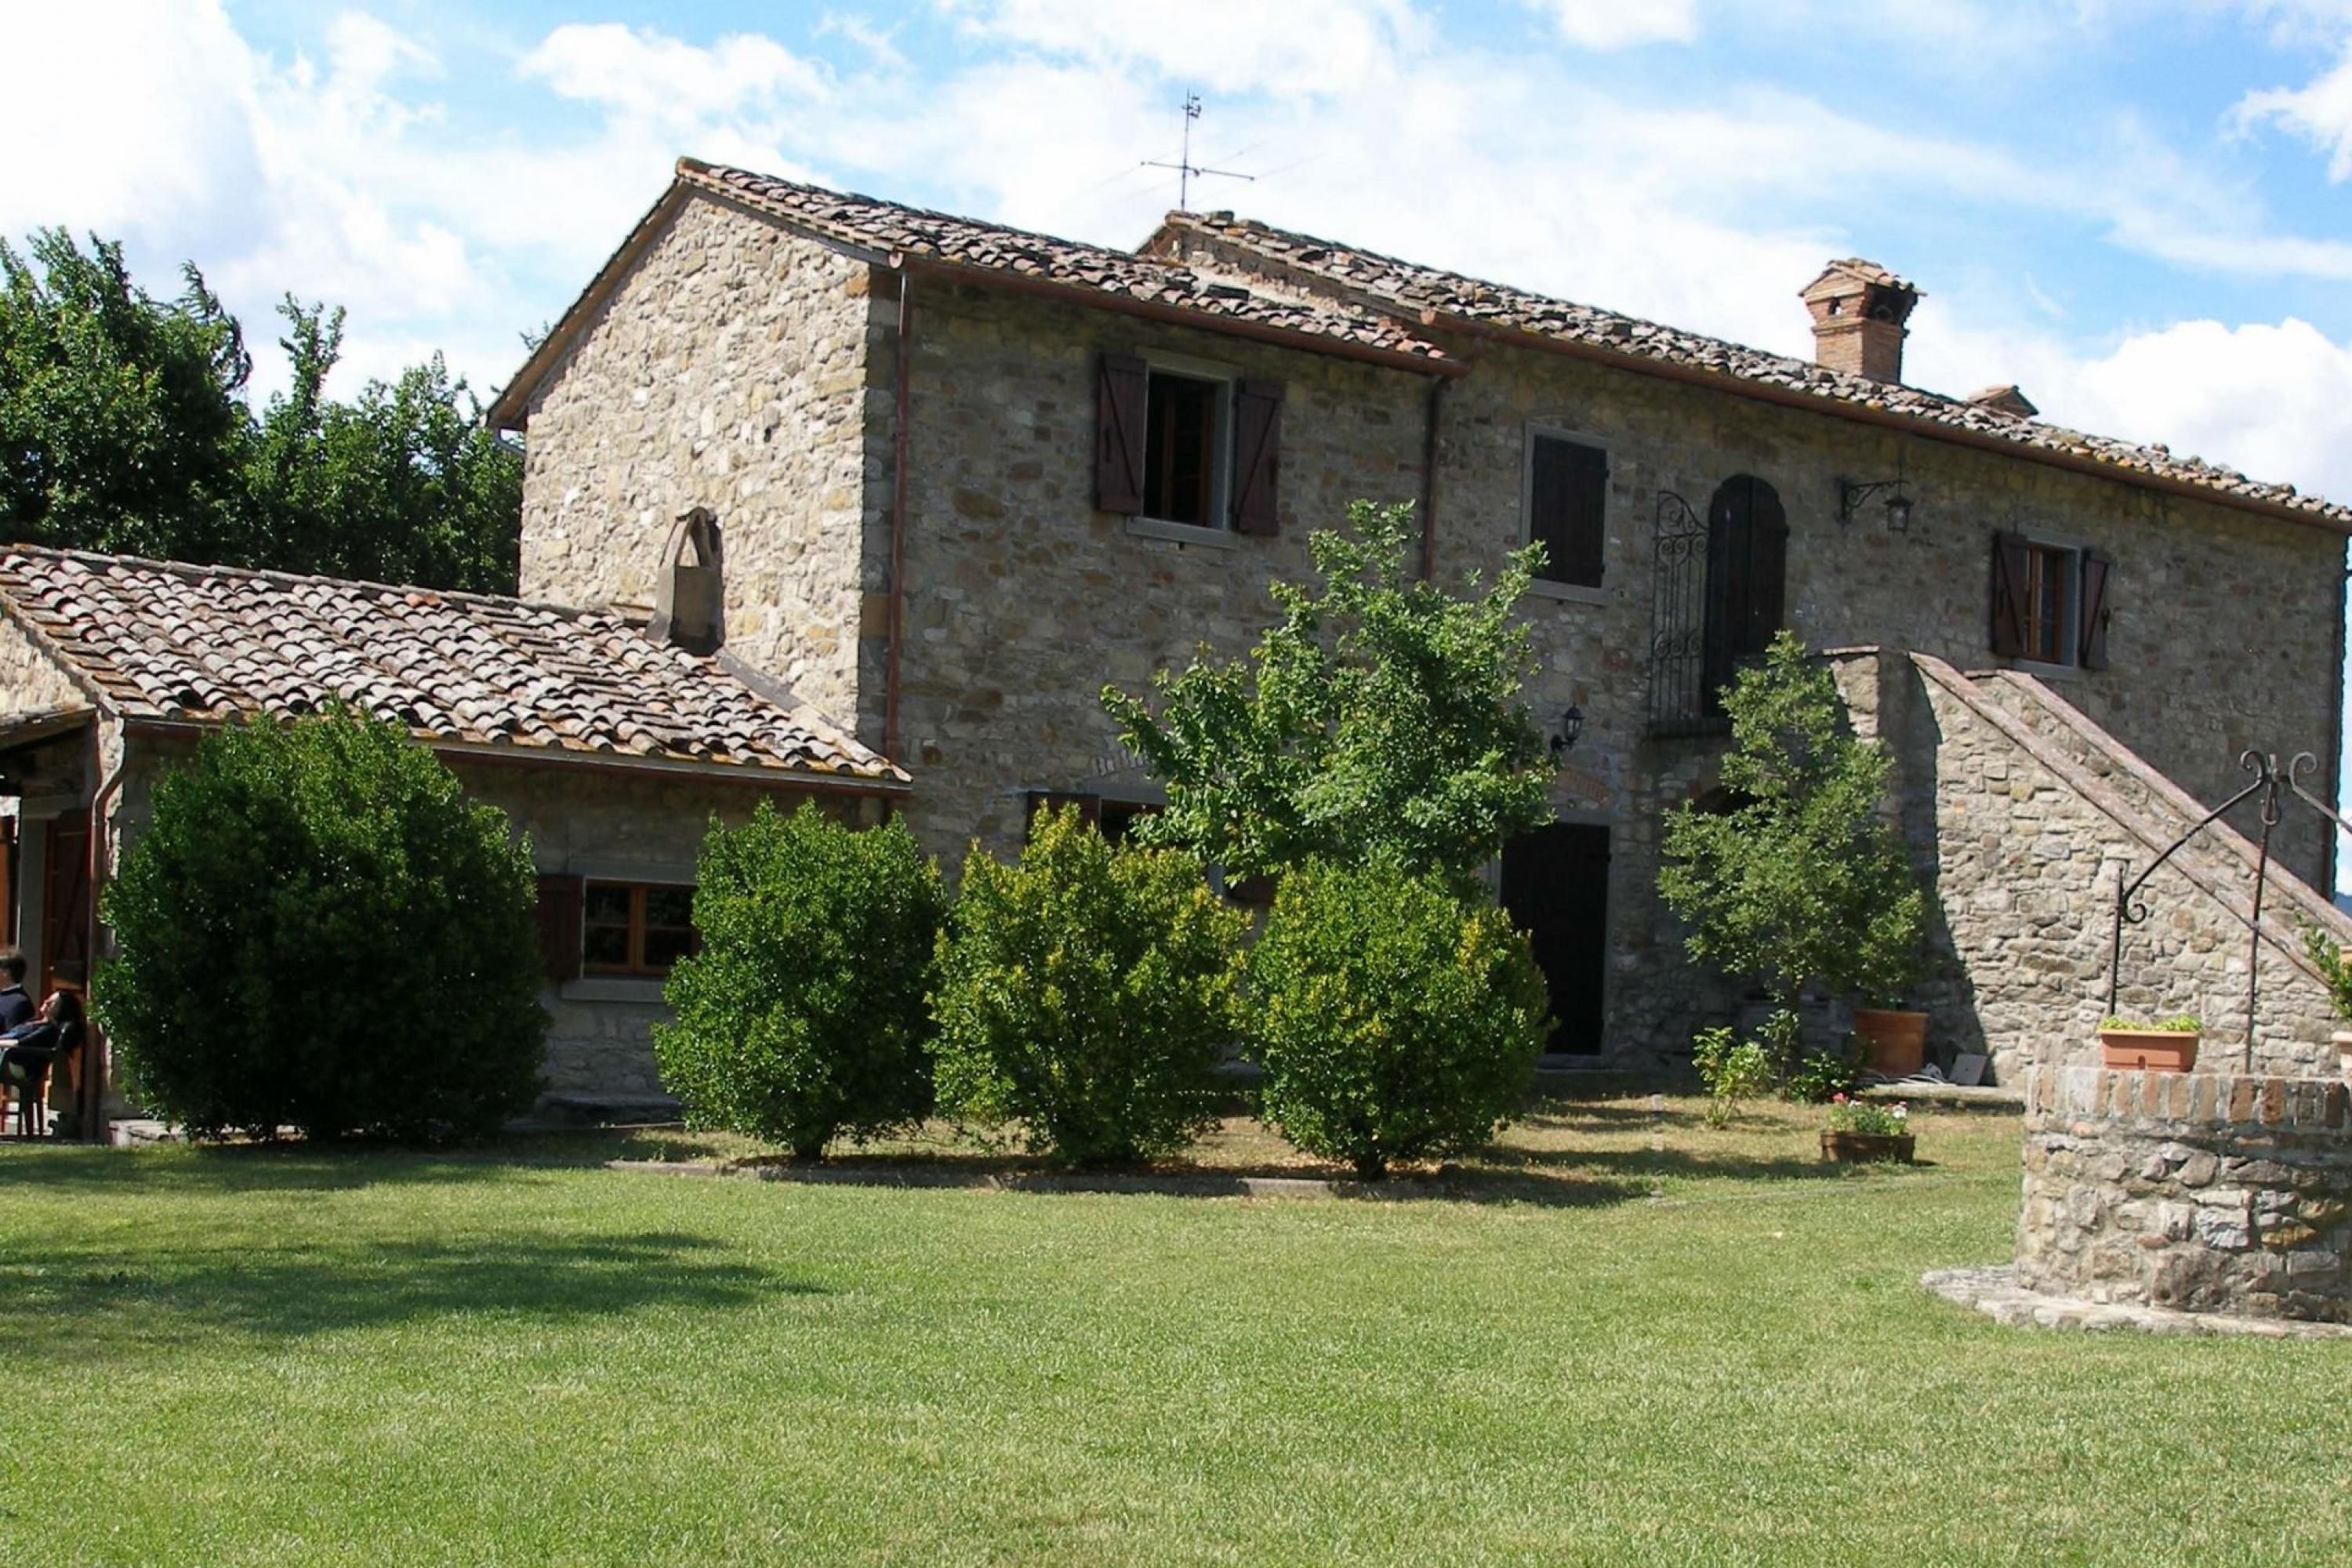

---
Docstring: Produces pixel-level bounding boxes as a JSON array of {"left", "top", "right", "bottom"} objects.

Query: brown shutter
[
  {"left": 535, "top": 873, "right": 583, "bottom": 984},
  {"left": 2078, "top": 549, "right": 2111, "bottom": 670},
  {"left": 1094, "top": 353, "right": 1148, "bottom": 514},
  {"left": 1744, "top": 503, "right": 1788, "bottom": 655},
  {"left": 1230, "top": 379, "right": 1283, "bottom": 536},
  {"left": 1989, "top": 532, "right": 2030, "bottom": 658}
]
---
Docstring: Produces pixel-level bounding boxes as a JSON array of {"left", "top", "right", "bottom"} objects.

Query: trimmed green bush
[
  {"left": 1248, "top": 858, "right": 1550, "bottom": 1179},
  {"left": 655, "top": 801, "right": 945, "bottom": 1158},
  {"left": 930, "top": 805, "right": 1245, "bottom": 1166},
  {"left": 96, "top": 710, "right": 544, "bottom": 1140}
]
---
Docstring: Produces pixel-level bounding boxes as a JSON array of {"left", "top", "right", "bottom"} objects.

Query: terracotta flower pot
[
  {"left": 2098, "top": 1028, "right": 2199, "bottom": 1073},
  {"left": 1853, "top": 1007, "right": 1928, "bottom": 1077},
  {"left": 1820, "top": 1130, "right": 1915, "bottom": 1164}
]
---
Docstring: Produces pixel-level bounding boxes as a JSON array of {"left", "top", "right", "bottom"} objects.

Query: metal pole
[{"left": 2247, "top": 753, "right": 2284, "bottom": 1071}]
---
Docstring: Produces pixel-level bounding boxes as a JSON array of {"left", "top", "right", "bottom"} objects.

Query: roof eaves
[{"left": 0, "top": 575, "right": 129, "bottom": 720}]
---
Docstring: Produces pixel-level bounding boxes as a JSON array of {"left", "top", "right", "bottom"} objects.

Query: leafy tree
[
  {"left": 0, "top": 229, "right": 253, "bottom": 560},
  {"left": 1, "top": 229, "right": 520, "bottom": 593},
  {"left": 95, "top": 710, "right": 546, "bottom": 1141},
  {"left": 655, "top": 801, "right": 945, "bottom": 1160},
  {"left": 1658, "top": 632, "right": 1924, "bottom": 1031},
  {"left": 930, "top": 806, "right": 1245, "bottom": 1166},
  {"left": 1104, "top": 499, "right": 1554, "bottom": 895},
  {"left": 1247, "top": 855, "right": 1550, "bottom": 1179},
  {"left": 245, "top": 299, "right": 521, "bottom": 593}
]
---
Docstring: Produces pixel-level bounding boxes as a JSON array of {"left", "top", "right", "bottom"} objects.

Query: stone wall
[
  {"left": 2019, "top": 1065, "right": 2352, "bottom": 1322},
  {"left": 517, "top": 191, "right": 880, "bottom": 728},
  {"left": 0, "top": 612, "right": 91, "bottom": 716},
  {"left": 882, "top": 279, "right": 1435, "bottom": 864},
  {"left": 1900, "top": 652, "right": 2347, "bottom": 1081},
  {"left": 449, "top": 758, "right": 876, "bottom": 1095}
]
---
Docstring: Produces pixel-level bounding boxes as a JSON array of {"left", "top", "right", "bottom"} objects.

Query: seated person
[
  {"left": 1, "top": 989, "right": 84, "bottom": 1092},
  {"left": 0, "top": 950, "right": 31, "bottom": 1033}
]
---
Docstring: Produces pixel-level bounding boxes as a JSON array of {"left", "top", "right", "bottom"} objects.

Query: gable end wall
[{"left": 517, "top": 191, "right": 882, "bottom": 731}]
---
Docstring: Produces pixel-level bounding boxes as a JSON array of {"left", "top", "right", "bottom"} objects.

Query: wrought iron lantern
[
  {"left": 1549, "top": 704, "right": 1584, "bottom": 760},
  {"left": 1839, "top": 466, "right": 1915, "bottom": 532}
]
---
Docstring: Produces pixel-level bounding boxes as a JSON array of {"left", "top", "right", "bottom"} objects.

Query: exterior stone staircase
[
  {"left": 1962, "top": 665, "right": 2352, "bottom": 954},
  {"left": 1901, "top": 653, "right": 2350, "bottom": 1080}
]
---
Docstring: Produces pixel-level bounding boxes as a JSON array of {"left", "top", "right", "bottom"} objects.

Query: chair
[{"left": 5, "top": 1022, "right": 78, "bottom": 1138}]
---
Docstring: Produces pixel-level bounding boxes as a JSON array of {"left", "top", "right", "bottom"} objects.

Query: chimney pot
[{"left": 1801, "top": 259, "right": 1921, "bottom": 384}]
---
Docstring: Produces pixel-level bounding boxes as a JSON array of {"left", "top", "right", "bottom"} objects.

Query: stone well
[{"left": 2019, "top": 1067, "right": 2352, "bottom": 1323}]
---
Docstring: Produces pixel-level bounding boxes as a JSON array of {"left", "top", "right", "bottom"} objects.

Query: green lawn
[{"left": 3, "top": 1098, "right": 2347, "bottom": 1566}]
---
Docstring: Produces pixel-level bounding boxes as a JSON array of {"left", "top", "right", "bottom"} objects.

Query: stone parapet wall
[{"left": 2019, "top": 1065, "right": 2352, "bottom": 1323}]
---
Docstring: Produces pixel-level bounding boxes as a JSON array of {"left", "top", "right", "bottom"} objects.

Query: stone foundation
[{"left": 2019, "top": 1066, "right": 2352, "bottom": 1323}]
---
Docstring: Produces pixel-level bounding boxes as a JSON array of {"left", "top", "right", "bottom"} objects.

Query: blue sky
[{"left": 9, "top": 0, "right": 2352, "bottom": 866}]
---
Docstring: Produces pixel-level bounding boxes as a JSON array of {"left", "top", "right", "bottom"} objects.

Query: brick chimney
[{"left": 1800, "top": 260, "right": 1921, "bottom": 383}]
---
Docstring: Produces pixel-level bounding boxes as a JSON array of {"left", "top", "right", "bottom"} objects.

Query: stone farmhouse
[
  {"left": 8, "top": 153, "right": 2352, "bottom": 1131},
  {"left": 484, "top": 158, "right": 2352, "bottom": 1087}
]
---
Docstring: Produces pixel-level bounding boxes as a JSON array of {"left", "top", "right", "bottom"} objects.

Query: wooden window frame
[
  {"left": 581, "top": 880, "right": 698, "bottom": 979},
  {"left": 1520, "top": 424, "right": 1610, "bottom": 595},
  {"left": 2016, "top": 539, "right": 2081, "bottom": 670},
  {"left": 1137, "top": 351, "right": 1236, "bottom": 532}
]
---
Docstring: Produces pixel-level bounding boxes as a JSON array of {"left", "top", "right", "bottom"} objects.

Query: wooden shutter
[
  {"left": 2078, "top": 549, "right": 2112, "bottom": 670},
  {"left": 1230, "top": 379, "right": 1283, "bottom": 535},
  {"left": 1989, "top": 532, "right": 2030, "bottom": 658},
  {"left": 1744, "top": 499, "right": 1788, "bottom": 654},
  {"left": 1094, "top": 353, "right": 1148, "bottom": 514},
  {"left": 1527, "top": 437, "right": 1607, "bottom": 587},
  {"left": 535, "top": 873, "right": 583, "bottom": 984}
]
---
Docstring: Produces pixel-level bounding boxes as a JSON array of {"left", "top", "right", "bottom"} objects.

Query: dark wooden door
[
  {"left": 1500, "top": 823, "right": 1611, "bottom": 1055},
  {"left": 42, "top": 814, "right": 90, "bottom": 995},
  {"left": 1702, "top": 474, "right": 1788, "bottom": 714}
]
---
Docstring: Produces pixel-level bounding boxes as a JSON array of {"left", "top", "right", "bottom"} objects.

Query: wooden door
[
  {"left": 1500, "top": 824, "right": 1611, "bottom": 1055},
  {"left": 1702, "top": 475, "right": 1788, "bottom": 714},
  {"left": 42, "top": 814, "right": 90, "bottom": 996}
]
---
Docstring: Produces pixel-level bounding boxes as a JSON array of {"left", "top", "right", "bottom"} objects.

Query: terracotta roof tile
[
  {"left": 677, "top": 160, "right": 1451, "bottom": 365},
  {"left": 0, "top": 547, "right": 906, "bottom": 786},
  {"left": 1156, "top": 212, "right": 2350, "bottom": 528}
]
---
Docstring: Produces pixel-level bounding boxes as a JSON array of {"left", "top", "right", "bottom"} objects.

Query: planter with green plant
[
  {"left": 2096, "top": 1015, "right": 2201, "bottom": 1073},
  {"left": 1660, "top": 633, "right": 1927, "bottom": 1086},
  {"left": 1820, "top": 1094, "right": 1915, "bottom": 1163},
  {"left": 2299, "top": 927, "right": 2352, "bottom": 1083}
]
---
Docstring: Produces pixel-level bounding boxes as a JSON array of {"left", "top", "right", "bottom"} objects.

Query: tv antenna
[{"left": 1142, "top": 93, "right": 1254, "bottom": 212}]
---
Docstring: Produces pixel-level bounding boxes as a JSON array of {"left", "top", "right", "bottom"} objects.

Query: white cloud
[
  {"left": 1522, "top": 0, "right": 1700, "bottom": 49},
  {"left": 2237, "top": 45, "right": 2352, "bottom": 179},
  {"left": 518, "top": 23, "right": 829, "bottom": 120},
  {"left": 942, "top": 0, "right": 1427, "bottom": 95}
]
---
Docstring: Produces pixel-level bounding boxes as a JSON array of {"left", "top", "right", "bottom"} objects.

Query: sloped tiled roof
[
  {"left": 1153, "top": 212, "right": 2352, "bottom": 528},
  {"left": 675, "top": 159, "right": 1450, "bottom": 364},
  {"left": 0, "top": 547, "right": 906, "bottom": 784}
]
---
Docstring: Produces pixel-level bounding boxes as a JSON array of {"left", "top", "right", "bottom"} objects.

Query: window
[
  {"left": 1991, "top": 532, "right": 2111, "bottom": 670},
  {"left": 1701, "top": 474, "right": 1788, "bottom": 714},
  {"left": 1096, "top": 352, "right": 1283, "bottom": 535},
  {"left": 582, "top": 880, "right": 698, "bottom": 978},
  {"left": 1145, "top": 370, "right": 1225, "bottom": 527},
  {"left": 1524, "top": 431, "right": 1608, "bottom": 589}
]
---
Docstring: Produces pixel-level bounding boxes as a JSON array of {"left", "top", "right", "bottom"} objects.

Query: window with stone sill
[{"left": 1522, "top": 428, "right": 1609, "bottom": 589}]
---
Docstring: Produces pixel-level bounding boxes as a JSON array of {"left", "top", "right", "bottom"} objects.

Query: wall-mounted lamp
[
  {"left": 1549, "top": 704, "right": 1584, "bottom": 760},
  {"left": 1838, "top": 469, "right": 1915, "bottom": 532}
]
